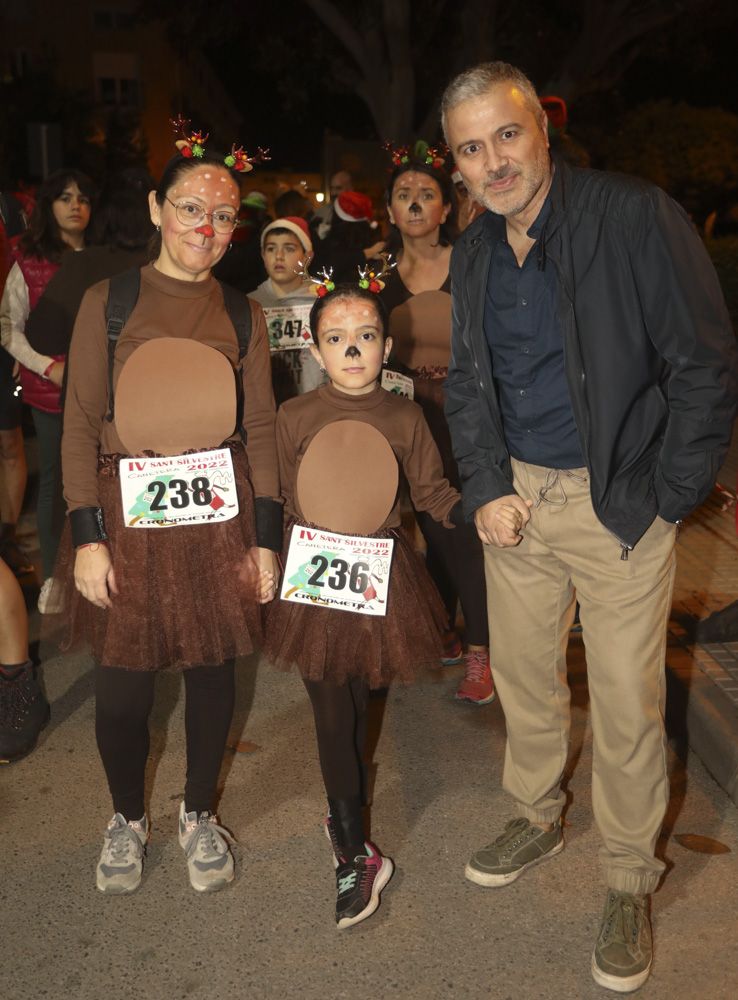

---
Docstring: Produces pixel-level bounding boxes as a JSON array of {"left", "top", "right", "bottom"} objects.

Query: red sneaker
[
  {"left": 441, "top": 630, "right": 464, "bottom": 666},
  {"left": 455, "top": 649, "right": 495, "bottom": 705}
]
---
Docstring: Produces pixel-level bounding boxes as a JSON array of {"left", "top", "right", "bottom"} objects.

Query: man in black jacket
[{"left": 442, "top": 61, "right": 737, "bottom": 994}]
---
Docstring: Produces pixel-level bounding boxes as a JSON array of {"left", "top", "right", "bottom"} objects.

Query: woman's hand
[
  {"left": 74, "top": 543, "right": 118, "bottom": 609},
  {"left": 46, "top": 361, "right": 65, "bottom": 387}
]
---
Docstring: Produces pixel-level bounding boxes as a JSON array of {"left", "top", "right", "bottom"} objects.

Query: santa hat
[
  {"left": 260, "top": 216, "right": 313, "bottom": 255},
  {"left": 334, "top": 190, "right": 375, "bottom": 224}
]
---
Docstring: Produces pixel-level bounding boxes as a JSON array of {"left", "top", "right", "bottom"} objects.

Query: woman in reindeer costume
[{"left": 59, "top": 121, "right": 281, "bottom": 896}]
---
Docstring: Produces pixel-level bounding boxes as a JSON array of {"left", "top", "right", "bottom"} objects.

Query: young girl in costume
[
  {"left": 265, "top": 270, "right": 509, "bottom": 929},
  {"left": 59, "top": 122, "right": 281, "bottom": 896}
]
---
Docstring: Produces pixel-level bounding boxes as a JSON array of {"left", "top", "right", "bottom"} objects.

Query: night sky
[{"left": 182, "top": 0, "right": 738, "bottom": 170}]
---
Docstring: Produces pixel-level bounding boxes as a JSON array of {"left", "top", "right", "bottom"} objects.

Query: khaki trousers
[{"left": 483, "top": 459, "right": 676, "bottom": 894}]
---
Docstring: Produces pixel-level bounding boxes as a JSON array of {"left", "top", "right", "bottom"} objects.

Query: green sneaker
[
  {"left": 591, "top": 890, "right": 652, "bottom": 993},
  {"left": 464, "top": 816, "right": 563, "bottom": 886}
]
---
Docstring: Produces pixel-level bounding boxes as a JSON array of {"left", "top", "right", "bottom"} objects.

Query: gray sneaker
[
  {"left": 592, "top": 890, "right": 652, "bottom": 993},
  {"left": 178, "top": 802, "right": 235, "bottom": 893},
  {"left": 96, "top": 813, "right": 148, "bottom": 894},
  {"left": 465, "top": 816, "right": 563, "bottom": 886}
]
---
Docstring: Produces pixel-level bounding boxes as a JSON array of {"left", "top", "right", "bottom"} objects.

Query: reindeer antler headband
[
  {"left": 383, "top": 139, "right": 449, "bottom": 170},
  {"left": 358, "top": 252, "right": 396, "bottom": 293},
  {"left": 170, "top": 117, "right": 271, "bottom": 173},
  {"left": 297, "top": 252, "right": 396, "bottom": 297}
]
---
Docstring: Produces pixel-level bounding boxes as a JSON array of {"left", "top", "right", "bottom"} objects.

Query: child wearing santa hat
[{"left": 249, "top": 217, "right": 325, "bottom": 402}]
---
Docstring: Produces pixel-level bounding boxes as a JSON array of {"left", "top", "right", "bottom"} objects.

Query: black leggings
[
  {"left": 95, "top": 660, "right": 235, "bottom": 820},
  {"left": 303, "top": 676, "right": 369, "bottom": 801},
  {"left": 415, "top": 510, "right": 489, "bottom": 646}
]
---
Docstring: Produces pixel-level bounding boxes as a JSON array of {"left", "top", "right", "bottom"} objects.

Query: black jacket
[{"left": 445, "top": 158, "right": 738, "bottom": 550}]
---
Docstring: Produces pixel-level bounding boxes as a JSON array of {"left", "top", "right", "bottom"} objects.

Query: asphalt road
[{"left": 2, "top": 633, "right": 737, "bottom": 1000}]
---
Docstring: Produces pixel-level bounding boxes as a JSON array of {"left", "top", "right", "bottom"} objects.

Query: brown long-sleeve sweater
[
  {"left": 63, "top": 263, "right": 279, "bottom": 512},
  {"left": 276, "top": 381, "right": 460, "bottom": 529}
]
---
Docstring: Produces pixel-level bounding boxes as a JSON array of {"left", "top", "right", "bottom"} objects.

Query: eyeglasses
[{"left": 164, "top": 197, "right": 238, "bottom": 234}]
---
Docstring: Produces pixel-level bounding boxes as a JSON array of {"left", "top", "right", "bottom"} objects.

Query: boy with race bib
[{"left": 248, "top": 216, "right": 325, "bottom": 402}]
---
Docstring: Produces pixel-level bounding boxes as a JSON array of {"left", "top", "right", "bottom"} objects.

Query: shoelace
[
  {"left": 492, "top": 817, "right": 535, "bottom": 849},
  {"left": 105, "top": 824, "right": 142, "bottom": 865},
  {"left": 184, "top": 816, "right": 233, "bottom": 860},
  {"left": 338, "top": 855, "right": 378, "bottom": 897},
  {"left": 463, "top": 651, "right": 489, "bottom": 682},
  {"left": 600, "top": 893, "right": 644, "bottom": 946},
  {"left": 337, "top": 869, "right": 358, "bottom": 895}
]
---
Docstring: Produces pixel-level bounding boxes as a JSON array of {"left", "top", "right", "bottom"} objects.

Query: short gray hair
[{"left": 441, "top": 62, "right": 543, "bottom": 140}]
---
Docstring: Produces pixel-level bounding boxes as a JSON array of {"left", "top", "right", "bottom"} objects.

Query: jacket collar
[{"left": 461, "top": 154, "right": 571, "bottom": 255}]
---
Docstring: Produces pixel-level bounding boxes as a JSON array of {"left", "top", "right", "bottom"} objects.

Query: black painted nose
[
  {"left": 409, "top": 202, "right": 421, "bottom": 214},
  {"left": 345, "top": 345, "right": 361, "bottom": 359}
]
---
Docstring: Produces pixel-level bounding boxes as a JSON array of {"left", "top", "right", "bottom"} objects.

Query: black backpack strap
[
  {"left": 218, "top": 280, "right": 252, "bottom": 360},
  {"left": 218, "top": 281, "right": 253, "bottom": 446},
  {"left": 105, "top": 267, "right": 141, "bottom": 421}
]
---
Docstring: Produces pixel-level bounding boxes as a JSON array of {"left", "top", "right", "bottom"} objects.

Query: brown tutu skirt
[
  {"left": 52, "top": 446, "right": 263, "bottom": 671},
  {"left": 264, "top": 521, "right": 446, "bottom": 688}
]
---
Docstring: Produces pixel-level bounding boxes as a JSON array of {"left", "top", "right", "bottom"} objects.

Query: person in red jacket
[
  {"left": 0, "top": 169, "right": 94, "bottom": 609},
  {"left": 0, "top": 189, "right": 33, "bottom": 577}
]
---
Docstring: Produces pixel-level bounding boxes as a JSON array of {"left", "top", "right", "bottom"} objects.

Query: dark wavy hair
[
  {"left": 384, "top": 160, "right": 458, "bottom": 252},
  {"left": 148, "top": 150, "right": 240, "bottom": 257},
  {"left": 19, "top": 168, "right": 95, "bottom": 263},
  {"left": 322, "top": 215, "right": 378, "bottom": 253},
  {"left": 308, "top": 284, "right": 389, "bottom": 344},
  {"left": 90, "top": 167, "right": 155, "bottom": 250}
]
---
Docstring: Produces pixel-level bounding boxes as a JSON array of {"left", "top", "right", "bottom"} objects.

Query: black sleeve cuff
[
  {"left": 254, "top": 497, "right": 283, "bottom": 551},
  {"left": 449, "top": 500, "right": 466, "bottom": 527},
  {"left": 69, "top": 507, "right": 108, "bottom": 547}
]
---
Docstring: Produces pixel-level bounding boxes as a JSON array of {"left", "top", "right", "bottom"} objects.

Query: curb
[{"left": 665, "top": 642, "right": 738, "bottom": 807}]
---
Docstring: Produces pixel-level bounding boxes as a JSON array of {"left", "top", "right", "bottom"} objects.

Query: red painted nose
[{"left": 195, "top": 223, "right": 215, "bottom": 238}]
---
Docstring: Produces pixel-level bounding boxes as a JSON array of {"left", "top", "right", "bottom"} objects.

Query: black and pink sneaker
[{"left": 335, "top": 842, "right": 394, "bottom": 929}]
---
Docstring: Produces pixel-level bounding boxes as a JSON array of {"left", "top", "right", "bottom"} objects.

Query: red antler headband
[
  {"left": 170, "top": 116, "right": 209, "bottom": 158},
  {"left": 170, "top": 117, "right": 271, "bottom": 173},
  {"left": 382, "top": 141, "right": 411, "bottom": 166},
  {"left": 383, "top": 139, "right": 449, "bottom": 170},
  {"left": 297, "top": 259, "right": 335, "bottom": 298},
  {"left": 224, "top": 144, "right": 271, "bottom": 174},
  {"left": 297, "top": 253, "right": 395, "bottom": 297}
]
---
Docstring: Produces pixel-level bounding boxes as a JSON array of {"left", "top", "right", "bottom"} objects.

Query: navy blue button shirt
[{"left": 483, "top": 197, "right": 585, "bottom": 469}]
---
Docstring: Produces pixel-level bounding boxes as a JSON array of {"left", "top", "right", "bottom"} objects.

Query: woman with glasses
[{"left": 59, "top": 147, "right": 281, "bottom": 896}]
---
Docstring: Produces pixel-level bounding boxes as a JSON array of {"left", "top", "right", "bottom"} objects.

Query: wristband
[
  {"left": 69, "top": 506, "right": 109, "bottom": 547},
  {"left": 254, "top": 497, "right": 283, "bottom": 552},
  {"left": 449, "top": 500, "right": 466, "bottom": 527},
  {"left": 76, "top": 541, "right": 108, "bottom": 552}
]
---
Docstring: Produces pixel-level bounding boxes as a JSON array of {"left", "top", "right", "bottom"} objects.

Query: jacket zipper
[{"left": 549, "top": 245, "right": 631, "bottom": 561}]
